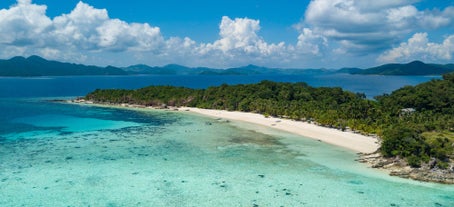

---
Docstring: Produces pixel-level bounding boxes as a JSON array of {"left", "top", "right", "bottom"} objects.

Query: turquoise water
[
  {"left": 0, "top": 75, "right": 451, "bottom": 206},
  {"left": 0, "top": 99, "right": 453, "bottom": 206}
]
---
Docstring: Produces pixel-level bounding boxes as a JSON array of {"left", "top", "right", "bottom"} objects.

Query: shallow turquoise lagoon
[{"left": 0, "top": 99, "right": 453, "bottom": 206}]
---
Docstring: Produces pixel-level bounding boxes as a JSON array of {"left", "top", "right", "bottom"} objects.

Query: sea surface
[
  {"left": 1, "top": 74, "right": 453, "bottom": 206},
  {"left": 0, "top": 73, "right": 439, "bottom": 98}
]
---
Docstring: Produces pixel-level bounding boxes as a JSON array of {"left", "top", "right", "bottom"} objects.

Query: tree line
[{"left": 85, "top": 73, "right": 454, "bottom": 169}]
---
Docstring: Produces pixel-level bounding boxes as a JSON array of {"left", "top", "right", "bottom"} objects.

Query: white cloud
[
  {"left": 52, "top": 2, "right": 164, "bottom": 52},
  {"left": 0, "top": 0, "right": 452, "bottom": 68},
  {"left": 17, "top": 0, "right": 32, "bottom": 5},
  {"left": 302, "top": 0, "right": 454, "bottom": 54},
  {"left": 0, "top": 1, "right": 165, "bottom": 60},
  {"left": 215, "top": 16, "right": 262, "bottom": 52},
  {"left": 378, "top": 33, "right": 454, "bottom": 63},
  {"left": 296, "top": 28, "right": 327, "bottom": 55},
  {"left": 0, "top": 1, "right": 51, "bottom": 45},
  {"left": 0, "top": 1, "right": 293, "bottom": 67},
  {"left": 51, "top": 2, "right": 109, "bottom": 50},
  {"left": 96, "top": 20, "right": 164, "bottom": 52},
  {"left": 193, "top": 16, "right": 289, "bottom": 67},
  {"left": 386, "top": 5, "right": 418, "bottom": 29},
  {"left": 353, "top": 0, "right": 419, "bottom": 11},
  {"left": 200, "top": 16, "right": 286, "bottom": 57},
  {"left": 419, "top": 7, "right": 454, "bottom": 29}
]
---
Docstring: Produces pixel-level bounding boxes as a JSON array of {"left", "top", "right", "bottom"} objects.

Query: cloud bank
[
  {"left": 301, "top": 0, "right": 454, "bottom": 54},
  {"left": 378, "top": 33, "right": 454, "bottom": 63},
  {"left": 0, "top": 0, "right": 452, "bottom": 68}
]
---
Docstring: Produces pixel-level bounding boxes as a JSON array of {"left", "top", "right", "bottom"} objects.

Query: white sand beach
[
  {"left": 70, "top": 100, "right": 380, "bottom": 153},
  {"left": 180, "top": 107, "right": 380, "bottom": 153}
]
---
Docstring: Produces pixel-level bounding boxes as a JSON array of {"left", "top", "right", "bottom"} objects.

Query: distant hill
[
  {"left": 344, "top": 61, "right": 454, "bottom": 75},
  {"left": 0, "top": 56, "right": 333, "bottom": 77},
  {"left": 123, "top": 64, "right": 183, "bottom": 75},
  {"left": 124, "top": 64, "right": 277, "bottom": 75},
  {"left": 0, "top": 56, "right": 127, "bottom": 76},
  {"left": 1, "top": 56, "right": 452, "bottom": 77},
  {"left": 203, "top": 65, "right": 331, "bottom": 75},
  {"left": 124, "top": 63, "right": 330, "bottom": 76},
  {"left": 123, "top": 64, "right": 213, "bottom": 75},
  {"left": 336, "top": 67, "right": 362, "bottom": 74}
]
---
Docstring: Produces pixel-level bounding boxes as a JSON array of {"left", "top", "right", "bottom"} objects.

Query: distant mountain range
[
  {"left": 339, "top": 61, "right": 454, "bottom": 75},
  {"left": 123, "top": 63, "right": 331, "bottom": 75},
  {"left": 0, "top": 56, "right": 127, "bottom": 76},
  {"left": 0, "top": 56, "right": 453, "bottom": 77}
]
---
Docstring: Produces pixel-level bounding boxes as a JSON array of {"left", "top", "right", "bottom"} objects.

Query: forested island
[{"left": 83, "top": 73, "right": 454, "bottom": 183}]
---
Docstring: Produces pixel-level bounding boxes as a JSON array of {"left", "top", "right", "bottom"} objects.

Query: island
[{"left": 77, "top": 73, "right": 454, "bottom": 184}]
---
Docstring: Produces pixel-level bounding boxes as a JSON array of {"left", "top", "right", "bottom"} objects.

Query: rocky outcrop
[{"left": 358, "top": 152, "right": 454, "bottom": 184}]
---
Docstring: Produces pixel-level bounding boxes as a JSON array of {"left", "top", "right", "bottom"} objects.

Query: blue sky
[{"left": 0, "top": 0, "right": 453, "bottom": 68}]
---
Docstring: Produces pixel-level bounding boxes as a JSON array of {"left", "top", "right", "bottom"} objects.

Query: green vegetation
[
  {"left": 85, "top": 73, "right": 454, "bottom": 168},
  {"left": 374, "top": 73, "right": 454, "bottom": 168}
]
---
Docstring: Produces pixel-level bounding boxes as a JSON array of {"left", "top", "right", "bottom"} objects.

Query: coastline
[
  {"left": 68, "top": 99, "right": 379, "bottom": 154},
  {"left": 66, "top": 99, "right": 454, "bottom": 184},
  {"left": 179, "top": 107, "right": 380, "bottom": 154}
]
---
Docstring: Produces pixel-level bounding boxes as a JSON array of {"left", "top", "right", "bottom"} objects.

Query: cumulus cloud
[
  {"left": 378, "top": 33, "right": 454, "bottom": 63},
  {"left": 189, "top": 16, "right": 290, "bottom": 67},
  {"left": 53, "top": 2, "right": 164, "bottom": 52},
  {"left": 295, "top": 27, "right": 327, "bottom": 55},
  {"left": 0, "top": 1, "right": 292, "bottom": 67},
  {"left": 302, "top": 0, "right": 454, "bottom": 54},
  {"left": 213, "top": 16, "right": 263, "bottom": 53},
  {"left": 200, "top": 17, "right": 286, "bottom": 57},
  {"left": 0, "top": 1, "right": 165, "bottom": 61},
  {"left": 0, "top": 0, "right": 452, "bottom": 68},
  {"left": 0, "top": 0, "right": 51, "bottom": 46}
]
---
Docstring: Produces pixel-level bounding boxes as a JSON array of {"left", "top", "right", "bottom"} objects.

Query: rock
[
  {"left": 390, "top": 170, "right": 410, "bottom": 178},
  {"left": 359, "top": 153, "right": 454, "bottom": 184}
]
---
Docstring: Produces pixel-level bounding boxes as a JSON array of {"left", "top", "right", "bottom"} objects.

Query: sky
[{"left": 0, "top": 0, "right": 453, "bottom": 68}]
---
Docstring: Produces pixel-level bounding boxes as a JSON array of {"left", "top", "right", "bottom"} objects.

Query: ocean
[{"left": 0, "top": 74, "right": 453, "bottom": 206}]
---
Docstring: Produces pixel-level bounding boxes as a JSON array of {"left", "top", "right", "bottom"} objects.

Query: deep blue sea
[
  {"left": 0, "top": 74, "right": 438, "bottom": 98},
  {"left": 1, "top": 74, "right": 453, "bottom": 206}
]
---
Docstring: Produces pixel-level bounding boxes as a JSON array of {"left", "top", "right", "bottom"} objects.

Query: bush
[
  {"left": 407, "top": 155, "right": 421, "bottom": 168},
  {"left": 436, "top": 161, "right": 449, "bottom": 169}
]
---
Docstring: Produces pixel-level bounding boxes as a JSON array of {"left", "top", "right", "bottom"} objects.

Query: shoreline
[
  {"left": 68, "top": 99, "right": 379, "bottom": 154},
  {"left": 66, "top": 99, "right": 454, "bottom": 184},
  {"left": 179, "top": 107, "right": 380, "bottom": 154}
]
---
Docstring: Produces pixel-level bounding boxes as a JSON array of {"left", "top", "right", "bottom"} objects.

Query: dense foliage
[
  {"left": 86, "top": 73, "right": 454, "bottom": 168},
  {"left": 375, "top": 73, "right": 454, "bottom": 167}
]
